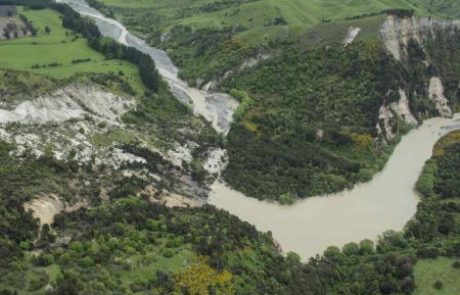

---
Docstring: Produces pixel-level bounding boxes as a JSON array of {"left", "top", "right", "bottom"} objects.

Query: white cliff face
[
  {"left": 429, "top": 77, "right": 453, "bottom": 117},
  {"left": 378, "top": 15, "right": 458, "bottom": 139},
  {"left": 0, "top": 82, "right": 212, "bottom": 203},
  {"left": 0, "top": 84, "right": 134, "bottom": 125},
  {"left": 0, "top": 83, "right": 140, "bottom": 164},
  {"left": 377, "top": 89, "right": 419, "bottom": 140},
  {"left": 342, "top": 26, "right": 361, "bottom": 46},
  {"left": 394, "top": 89, "right": 418, "bottom": 125},
  {"left": 378, "top": 104, "right": 396, "bottom": 139},
  {"left": 380, "top": 15, "right": 460, "bottom": 61},
  {"left": 203, "top": 148, "right": 228, "bottom": 175}
]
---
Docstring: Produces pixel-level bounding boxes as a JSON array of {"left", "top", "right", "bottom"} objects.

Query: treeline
[
  {"left": 1, "top": 132, "right": 460, "bottom": 294},
  {"left": 6, "top": 196, "right": 420, "bottom": 294},
  {"left": 50, "top": 3, "right": 160, "bottom": 92},
  {"left": 175, "top": 0, "right": 257, "bottom": 18},
  {"left": 406, "top": 131, "right": 460, "bottom": 257},
  {"left": 384, "top": 8, "right": 415, "bottom": 17},
  {"left": 0, "top": 0, "right": 50, "bottom": 9},
  {"left": 86, "top": 0, "right": 114, "bottom": 18},
  {"left": 19, "top": 14, "right": 37, "bottom": 36},
  {"left": 344, "top": 8, "right": 415, "bottom": 21}
]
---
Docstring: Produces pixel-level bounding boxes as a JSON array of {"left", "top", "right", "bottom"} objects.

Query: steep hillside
[
  {"left": 410, "top": 0, "right": 460, "bottom": 18},
  {"left": 0, "top": 3, "right": 224, "bottom": 206},
  {"left": 95, "top": 0, "right": 457, "bottom": 85},
  {"left": 219, "top": 13, "right": 460, "bottom": 201},
  {"left": 1, "top": 127, "right": 459, "bottom": 295},
  {"left": 0, "top": 1, "right": 459, "bottom": 294},
  {"left": 88, "top": 0, "right": 460, "bottom": 202}
]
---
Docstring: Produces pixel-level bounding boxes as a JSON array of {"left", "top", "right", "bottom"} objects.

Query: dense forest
[
  {"left": 221, "top": 42, "right": 407, "bottom": 201},
  {"left": 99, "top": 0, "right": 460, "bottom": 203},
  {"left": 220, "top": 23, "right": 460, "bottom": 202},
  {"left": 1, "top": 130, "right": 460, "bottom": 294},
  {"left": 1, "top": 1, "right": 459, "bottom": 294}
]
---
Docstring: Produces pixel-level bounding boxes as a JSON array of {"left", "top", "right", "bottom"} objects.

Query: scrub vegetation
[
  {"left": 0, "top": 1, "right": 459, "bottom": 294},
  {"left": 1, "top": 131, "right": 459, "bottom": 294},
  {"left": 89, "top": 0, "right": 460, "bottom": 203}
]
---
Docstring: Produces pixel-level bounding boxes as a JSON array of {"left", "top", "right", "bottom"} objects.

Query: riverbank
[
  {"left": 58, "top": 0, "right": 460, "bottom": 261},
  {"left": 209, "top": 114, "right": 460, "bottom": 260}
]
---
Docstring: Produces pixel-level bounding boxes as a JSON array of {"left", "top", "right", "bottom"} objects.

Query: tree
[{"left": 343, "top": 242, "right": 360, "bottom": 256}]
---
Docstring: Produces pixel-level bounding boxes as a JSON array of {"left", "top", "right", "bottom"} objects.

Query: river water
[
  {"left": 210, "top": 115, "right": 460, "bottom": 259},
  {"left": 56, "top": 0, "right": 460, "bottom": 260}
]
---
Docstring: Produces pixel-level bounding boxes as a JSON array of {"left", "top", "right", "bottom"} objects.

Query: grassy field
[
  {"left": 414, "top": 257, "right": 460, "bottom": 295},
  {"left": 0, "top": 7, "right": 145, "bottom": 92},
  {"left": 408, "top": 0, "right": 460, "bottom": 18},
  {"left": 103, "top": 0, "right": 428, "bottom": 43}
]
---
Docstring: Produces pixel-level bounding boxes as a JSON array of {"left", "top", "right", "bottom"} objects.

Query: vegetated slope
[
  {"left": 409, "top": 130, "right": 460, "bottom": 294},
  {"left": 93, "top": 0, "right": 460, "bottom": 203},
  {"left": 410, "top": 0, "right": 460, "bottom": 18},
  {"left": 95, "top": 0, "right": 456, "bottom": 85},
  {"left": 414, "top": 257, "right": 460, "bottom": 295},
  {"left": 93, "top": 0, "right": 459, "bottom": 90},
  {"left": 220, "top": 12, "right": 460, "bottom": 202},
  {"left": 1, "top": 130, "right": 459, "bottom": 295},
  {"left": 0, "top": 3, "right": 224, "bottom": 204},
  {"left": 223, "top": 42, "right": 403, "bottom": 200}
]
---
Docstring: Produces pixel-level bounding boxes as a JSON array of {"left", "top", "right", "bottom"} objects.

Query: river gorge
[{"left": 57, "top": 0, "right": 460, "bottom": 260}]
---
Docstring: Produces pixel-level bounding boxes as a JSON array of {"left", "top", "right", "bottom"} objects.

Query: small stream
[
  {"left": 56, "top": 0, "right": 460, "bottom": 261},
  {"left": 56, "top": 0, "right": 239, "bottom": 135}
]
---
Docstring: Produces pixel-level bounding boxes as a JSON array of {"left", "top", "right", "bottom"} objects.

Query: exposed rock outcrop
[
  {"left": 377, "top": 89, "right": 418, "bottom": 140},
  {"left": 378, "top": 15, "right": 458, "bottom": 139},
  {"left": 203, "top": 148, "right": 228, "bottom": 175},
  {"left": 24, "top": 194, "right": 86, "bottom": 227},
  {"left": 428, "top": 77, "right": 453, "bottom": 117},
  {"left": 380, "top": 15, "right": 460, "bottom": 61},
  {"left": 343, "top": 26, "right": 361, "bottom": 46},
  {"left": 0, "top": 84, "right": 135, "bottom": 125},
  {"left": 199, "top": 53, "right": 271, "bottom": 92}
]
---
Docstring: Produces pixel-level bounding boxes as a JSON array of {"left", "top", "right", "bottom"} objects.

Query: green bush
[
  {"left": 433, "top": 280, "right": 443, "bottom": 290},
  {"left": 27, "top": 270, "right": 49, "bottom": 291},
  {"left": 415, "top": 160, "right": 437, "bottom": 197},
  {"left": 78, "top": 256, "right": 95, "bottom": 268},
  {"left": 278, "top": 193, "right": 295, "bottom": 205},
  {"left": 231, "top": 89, "right": 254, "bottom": 121},
  {"left": 33, "top": 253, "right": 54, "bottom": 267}
]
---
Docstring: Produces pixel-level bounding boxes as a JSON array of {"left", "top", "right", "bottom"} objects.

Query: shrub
[
  {"left": 162, "top": 249, "right": 174, "bottom": 258},
  {"left": 27, "top": 271, "right": 49, "bottom": 291},
  {"left": 433, "top": 280, "right": 443, "bottom": 290},
  {"left": 415, "top": 160, "right": 437, "bottom": 197},
  {"left": 343, "top": 242, "right": 360, "bottom": 256},
  {"left": 278, "top": 193, "right": 295, "bottom": 205},
  {"left": 78, "top": 256, "right": 95, "bottom": 268},
  {"left": 69, "top": 241, "right": 84, "bottom": 253},
  {"left": 33, "top": 253, "right": 54, "bottom": 266}
]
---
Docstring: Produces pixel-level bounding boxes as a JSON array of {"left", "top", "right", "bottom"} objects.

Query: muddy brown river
[
  {"left": 57, "top": 0, "right": 460, "bottom": 261},
  {"left": 210, "top": 115, "right": 460, "bottom": 259}
]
